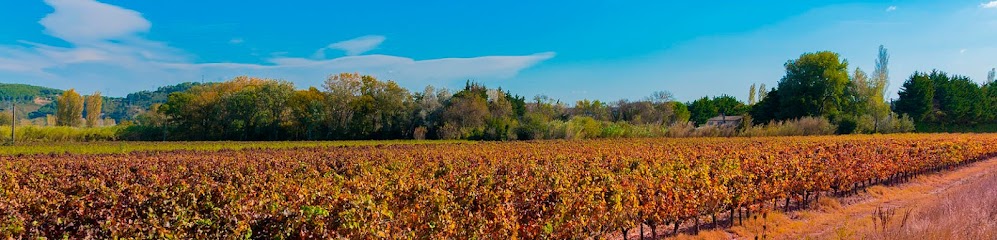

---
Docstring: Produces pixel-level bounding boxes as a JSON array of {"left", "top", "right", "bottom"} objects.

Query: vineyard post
[
  {"left": 729, "top": 207, "right": 736, "bottom": 227},
  {"left": 712, "top": 213, "right": 717, "bottom": 228},
  {"left": 672, "top": 219, "right": 681, "bottom": 235},
  {"left": 802, "top": 191, "right": 809, "bottom": 208},
  {"left": 739, "top": 208, "right": 744, "bottom": 225},
  {"left": 694, "top": 216, "right": 700, "bottom": 234}
]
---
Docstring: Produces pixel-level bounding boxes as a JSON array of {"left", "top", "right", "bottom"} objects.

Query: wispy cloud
[
  {"left": 0, "top": 0, "right": 554, "bottom": 95},
  {"left": 2, "top": 0, "right": 187, "bottom": 76},
  {"left": 315, "top": 35, "right": 386, "bottom": 58},
  {"left": 40, "top": 0, "right": 150, "bottom": 43},
  {"left": 886, "top": 6, "right": 897, "bottom": 12},
  {"left": 983, "top": 1, "right": 997, "bottom": 9}
]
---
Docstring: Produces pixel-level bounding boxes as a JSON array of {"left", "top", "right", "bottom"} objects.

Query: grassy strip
[
  {"left": 0, "top": 125, "right": 121, "bottom": 142},
  {"left": 0, "top": 140, "right": 471, "bottom": 155}
]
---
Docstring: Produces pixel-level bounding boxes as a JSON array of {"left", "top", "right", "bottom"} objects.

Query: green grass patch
[{"left": 0, "top": 140, "right": 470, "bottom": 155}]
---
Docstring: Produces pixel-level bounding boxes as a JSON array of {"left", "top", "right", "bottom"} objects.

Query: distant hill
[
  {"left": 0, "top": 82, "right": 204, "bottom": 122},
  {"left": 0, "top": 83, "right": 62, "bottom": 101},
  {"left": 104, "top": 82, "right": 205, "bottom": 120}
]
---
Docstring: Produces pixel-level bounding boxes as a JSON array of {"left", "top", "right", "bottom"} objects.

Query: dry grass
[
  {"left": 646, "top": 158, "right": 997, "bottom": 240},
  {"left": 759, "top": 158, "right": 997, "bottom": 240},
  {"left": 607, "top": 157, "right": 997, "bottom": 240},
  {"left": 855, "top": 170, "right": 997, "bottom": 240}
]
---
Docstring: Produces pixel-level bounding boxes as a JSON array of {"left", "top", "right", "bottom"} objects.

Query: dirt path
[
  {"left": 711, "top": 157, "right": 997, "bottom": 239},
  {"left": 615, "top": 158, "right": 997, "bottom": 240}
]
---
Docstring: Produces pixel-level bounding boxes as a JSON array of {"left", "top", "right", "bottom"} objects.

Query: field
[{"left": 2, "top": 134, "right": 996, "bottom": 239}]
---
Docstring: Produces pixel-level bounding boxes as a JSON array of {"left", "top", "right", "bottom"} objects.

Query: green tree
[
  {"left": 686, "top": 95, "right": 746, "bottom": 125},
  {"left": 984, "top": 80, "right": 997, "bottom": 121},
  {"left": 750, "top": 88, "right": 781, "bottom": 125},
  {"left": 987, "top": 68, "right": 995, "bottom": 84},
  {"left": 932, "top": 72, "right": 983, "bottom": 124},
  {"left": 757, "top": 83, "right": 767, "bottom": 102},
  {"left": 671, "top": 102, "right": 691, "bottom": 124},
  {"left": 484, "top": 88, "right": 517, "bottom": 140},
  {"left": 748, "top": 83, "right": 757, "bottom": 105},
  {"left": 867, "top": 46, "right": 893, "bottom": 132},
  {"left": 349, "top": 75, "right": 413, "bottom": 139},
  {"left": 160, "top": 76, "right": 296, "bottom": 140},
  {"left": 531, "top": 95, "right": 567, "bottom": 122},
  {"left": 688, "top": 97, "right": 717, "bottom": 125},
  {"left": 894, "top": 72, "right": 935, "bottom": 122},
  {"left": 712, "top": 95, "right": 747, "bottom": 116},
  {"left": 574, "top": 99, "right": 611, "bottom": 121},
  {"left": 323, "top": 72, "right": 363, "bottom": 138},
  {"left": 844, "top": 67, "right": 871, "bottom": 116},
  {"left": 289, "top": 87, "right": 329, "bottom": 140},
  {"left": 56, "top": 88, "right": 84, "bottom": 127},
  {"left": 85, "top": 92, "right": 103, "bottom": 127},
  {"left": 844, "top": 65, "right": 891, "bottom": 133},
  {"left": 412, "top": 86, "right": 450, "bottom": 137},
  {"left": 873, "top": 45, "right": 890, "bottom": 90},
  {"left": 776, "top": 51, "right": 850, "bottom": 119},
  {"left": 440, "top": 85, "right": 489, "bottom": 139}
]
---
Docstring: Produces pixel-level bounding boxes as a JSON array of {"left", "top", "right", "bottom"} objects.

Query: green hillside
[
  {"left": 0, "top": 83, "right": 62, "bottom": 101},
  {"left": 0, "top": 82, "right": 204, "bottom": 122}
]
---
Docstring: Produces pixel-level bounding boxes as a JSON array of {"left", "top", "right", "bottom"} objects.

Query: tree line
[
  {"left": 893, "top": 68, "right": 997, "bottom": 132},
  {"left": 43, "top": 45, "right": 997, "bottom": 141},
  {"left": 122, "top": 74, "right": 693, "bottom": 141}
]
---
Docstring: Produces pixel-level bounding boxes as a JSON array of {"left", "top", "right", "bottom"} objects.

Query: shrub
[
  {"left": 692, "top": 125, "right": 739, "bottom": 137},
  {"left": 413, "top": 127, "right": 428, "bottom": 140},
  {"left": 437, "top": 123, "right": 462, "bottom": 140},
  {"left": 514, "top": 113, "right": 550, "bottom": 140},
  {"left": 565, "top": 116, "right": 601, "bottom": 140},
  {"left": 837, "top": 117, "right": 858, "bottom": 134},
  {"left": 666, "top": 121, "right": 695, "bottom": 138},
  {"left": 856, "top": 113, "right": 916, "bottom": 134},
  {"left": 741, "top": 117, "right": 836, "bottom": 137},
  {"left": 599, "top": 122, "right": 630, "bottom": 138},
  {"left": 597, "top": 122, "right": 668, "bottom": 139},
  {"left": 546, "top": 120, "right": 568, "bottom": 140}
]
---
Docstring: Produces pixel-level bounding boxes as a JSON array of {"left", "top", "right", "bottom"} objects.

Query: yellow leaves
[{"left": 3, "top": 134, "right": 997, "bottom": 238}]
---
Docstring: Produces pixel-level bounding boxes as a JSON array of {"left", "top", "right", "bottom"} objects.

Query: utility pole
[{"left": 9, "top": 99, "right": 14, "bottom": 145}]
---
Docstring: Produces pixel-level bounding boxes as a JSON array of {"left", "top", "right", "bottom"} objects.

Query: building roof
[{"left": 706, "top": 115, "right": 743, "bottom": 122}]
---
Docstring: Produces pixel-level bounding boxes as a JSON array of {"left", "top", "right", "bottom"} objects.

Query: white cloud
[
  {"left": 0, "top": 1, "right": 553, "bottom": 95},
  {"left": 961, "top": 49, "right": 968, "bottom": 54},
  {"left": 40, "top": 0, "right": 150, "bottom": 44},
  {"left": 886, "top": 6, "right": 897, "bottom": 12},
  {"left": 983, "top": 1, "right": 997, "bottom": 9},
  {"left": 315, "top": 35, "right": 386, "bottom": 58}
]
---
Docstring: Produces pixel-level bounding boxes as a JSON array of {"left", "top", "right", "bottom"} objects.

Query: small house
[{"left": 705, "top": 114, "right": 743, "bottom": 128}]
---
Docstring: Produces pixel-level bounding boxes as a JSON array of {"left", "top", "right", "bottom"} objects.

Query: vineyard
[{"left": 2, "top": 134, "right": 996, "bottom": 239}]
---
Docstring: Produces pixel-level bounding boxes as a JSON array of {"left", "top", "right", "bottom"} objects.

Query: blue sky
[{"left": 1, "top": 0, "right": 996, "bottom": 102}]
